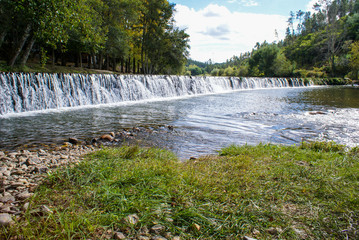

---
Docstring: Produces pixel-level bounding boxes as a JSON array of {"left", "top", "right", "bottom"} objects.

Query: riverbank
[{"left": 1, "top": 141, "right": 358, "bottom": 239}]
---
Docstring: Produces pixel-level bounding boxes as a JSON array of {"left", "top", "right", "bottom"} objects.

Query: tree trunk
[
  {"left": 133, "top": 57, "right": 136, "bottom": 74},
  {"left": 9, "top": 24, "right": 31, "bottom": 67},
  {"left": 19, "top": 35, "right": 35, "bottom": 66},
  {"left": 106, "top": 54, "right": 109, "bottom": 70},
  {"left": 112, "top": 58, "right": 116, "bottom": 72},
  {"left": 0, "top": 30, "right": 7, "bottom": 49},
  {"left": 52, "top": 49, "right": 56, "bottom": 67},
  {"left": 61, "top": 52, "right": 66, "bottom": 66},
  {"left": 121, "top": 59, "right": 124, "bottom": 73},
  {"left": 75, "top": 52, "right": 79, "bottom": 67},
  {"left": 79, "top": 52, "right": 83, "bottom": 68},
  {"left": 87, "top": 54, "right": 92, "bottom": 69},
  {"left": 99, "top": 53, "right": 103, "bottom": 70}
]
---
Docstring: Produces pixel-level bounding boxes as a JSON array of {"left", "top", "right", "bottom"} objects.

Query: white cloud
[
  {"left": 174, "top": 4, "right": 287, "bottom": 62},
  {"left": 306, "top": 0, "right": 319, "bottom": 12},
  {"left": 228, "top": 0, "right": 259, "bottom": 7}
]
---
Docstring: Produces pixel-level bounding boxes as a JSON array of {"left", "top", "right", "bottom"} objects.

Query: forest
[
  {"left": 1, "top": 0, "right": 359, "bottom": 78},
  {"left": 187, "top": 0, "right": 359, "bottom": 80},
  {"left": 0, "top": 0, "right": 190, "bottom": 74}
]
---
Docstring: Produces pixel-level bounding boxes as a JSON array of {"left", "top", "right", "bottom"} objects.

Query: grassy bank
[{"left": 2, "top": 142, "right": 359, "bottom": 239}]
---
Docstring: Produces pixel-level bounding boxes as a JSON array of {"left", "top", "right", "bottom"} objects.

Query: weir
[{"left": 0, "top": 73, "right": 310, "bottom": 115}]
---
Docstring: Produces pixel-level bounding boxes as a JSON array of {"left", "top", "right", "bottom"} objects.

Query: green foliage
[
  {"left": 300, "top": 141, "right": 346, "bottom": 153},
  {"left": 249, "top": 44, "right": 280, "bottom": 76},
  {"left": 349, "top": 41, "right": 359, "bottom": 79},
  {"left": 0, "top": 0, "right": 189, "bottom": 74},
  {"left": 4, "top": 144, "right": 359, "bottom": 239},
  {"left": 187, "top": 64, "right": 203, "bottom": 76}
]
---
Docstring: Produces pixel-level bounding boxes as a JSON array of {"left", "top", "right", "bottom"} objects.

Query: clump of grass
[
  {"left": 3, "top": 143, "right": 358, "bottom": 239},
  {"left": 300, "top": 140, "right": 346, "bottom": 153}
]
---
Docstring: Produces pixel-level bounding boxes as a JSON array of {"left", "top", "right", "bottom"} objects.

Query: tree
[
  {"left": 349, "top": 41, "right": 359, "bottom": 79},
  {"left": 249, "top": 44, "right": 280, "bottom": 76}
]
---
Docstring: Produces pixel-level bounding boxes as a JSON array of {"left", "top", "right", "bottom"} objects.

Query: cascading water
[{"left": 0, "top": 72, "right": 310, "bottom": 115}]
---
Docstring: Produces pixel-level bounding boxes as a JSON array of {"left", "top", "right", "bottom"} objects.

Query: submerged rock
[{"left": 68, "top": 137, "right": 80, "bottom": 145}]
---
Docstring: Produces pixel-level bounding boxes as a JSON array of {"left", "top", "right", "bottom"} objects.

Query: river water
[{"left": 0, "top": 85, "right": 358, "bottom": 158}]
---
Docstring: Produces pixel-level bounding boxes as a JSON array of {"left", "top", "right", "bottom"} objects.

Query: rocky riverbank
[
  {"left": 0, "top": 125, "right": 177, "bottom": 226},
  {"left": 0, "top": 144, "right": 97, "bottom": 226}
]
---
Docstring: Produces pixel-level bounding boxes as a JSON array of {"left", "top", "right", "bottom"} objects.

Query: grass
[{"left": 2, "top": 142, "right": 358, "bottom": 239}]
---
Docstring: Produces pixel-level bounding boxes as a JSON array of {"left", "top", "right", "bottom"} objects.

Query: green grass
[{"left": 2, "top": 143, "right": 358, "bottom": 239}]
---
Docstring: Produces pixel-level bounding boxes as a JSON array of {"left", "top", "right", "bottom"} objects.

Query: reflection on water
[{"left": 0, "top": 86, "right": 358, "bottom": 158}]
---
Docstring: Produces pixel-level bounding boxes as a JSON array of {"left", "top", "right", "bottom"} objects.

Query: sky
[{"left": 170, "top": 0, "right": 318, "bottom": 63}]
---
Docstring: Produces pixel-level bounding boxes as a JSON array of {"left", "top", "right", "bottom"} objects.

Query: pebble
[
  {"left": 0, "top": 195, "right": 15, "bottom": 203},
  {"left": 151, "top": 224, "right": 166, "bottom": 235},
  {"left": 114, "top": 232, "right": 127, "bottom": 240},
  {"left": 123, "top": 214, "right": 139, "bottom": 225},
  {"left": 0, "top": 213, "right": 14, "bottom": 226},
  {"left": 17, "top": 192, "right": 33, "bottom": 201}
]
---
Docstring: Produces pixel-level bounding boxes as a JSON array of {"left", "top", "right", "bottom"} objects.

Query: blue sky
[{"left": 170, "top": 0, "right": 317, "bottom": 62}]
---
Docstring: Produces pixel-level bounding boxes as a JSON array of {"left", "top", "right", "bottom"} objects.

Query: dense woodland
[
  {"left": 0, "top": 0, "right": 190, "bottom": 74},
  {"left": 1, "top": 0, "right": 359, "bottom": 78},
  {"left": 187, "top": 0, "right": 359, "bottom": 80}
]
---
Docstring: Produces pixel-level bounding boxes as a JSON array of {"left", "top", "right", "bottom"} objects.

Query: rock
[
  {"left": 26, "top": 158, "right": 39, "bottom": 166},
  {"left": 35, "top": 166, "right": 48, "bottom": 174},
  {"left": 151, "top": 236, "right": 167, "bottom": 240},
  {"left": 9, "top": 182, "right": 25, "bottom": 189},
  {"left": 151, "top": 224, "right": 166, "bottom": 235},
  {"left": 0, "top": 151, "right": 5, "bottom": 157},
  {"left": 138, "top": 236, "right": 150, "bottom": 240},
  {"left": 11, "top": 170, "right": 25, "bottom": 175},
  {"left": 68, "top": 138, "right": 80, "bottom": 145},
  {"left": 100, "top": 134, "right": 114, "bottom": 142},
  {"left": 243, "top": 237, "right": 258, "bottom": 240},
  {"left": 191, "top": 223, "right": 201, "bottom": 231},
  {"left": 308, "top": 111, "right": 326, "bottom": 115},
  {"left": 123, "top": 214, "right": 139, "bottom": 225},
  {"left": 22, "top": 202, "right": 30, "bottom": 212},
  {"left": 0, "top": 213, "right": 14, "bottom": 226},
  {"left": 0, "top": 195, "right": 15, "bottom": 203},
  {"left": 16, "top": 192, "right": 33, "bottom": 201},
  {"left": 267, "top": 227, "right": 282, "bottom": 235},
  {"left": 114, "top": 232, "right": 127, "bottom": 240},
  {"left": 41, "top": 205, "right": 53, "bottom": 214}
]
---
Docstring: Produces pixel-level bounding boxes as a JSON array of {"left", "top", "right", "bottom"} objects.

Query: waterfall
[{"left": 0, "top": 73, "right": 310, "bottom": 115}]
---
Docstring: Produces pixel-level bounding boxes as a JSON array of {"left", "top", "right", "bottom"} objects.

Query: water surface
[{"left": 1, "top": 86, "right": 358, "bottom": 158}]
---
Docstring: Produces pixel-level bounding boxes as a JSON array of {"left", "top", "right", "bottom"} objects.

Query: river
[{"left": 1, "top": 78, "right": 358, "bottom": 158}]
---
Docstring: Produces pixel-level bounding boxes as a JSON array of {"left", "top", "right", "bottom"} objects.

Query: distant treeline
[
  {"left": 0, "top": 0, "right": 189, "bottom": 74},
  {"left": 187, "top": 0, "right": 359, "bottom": 80}
]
